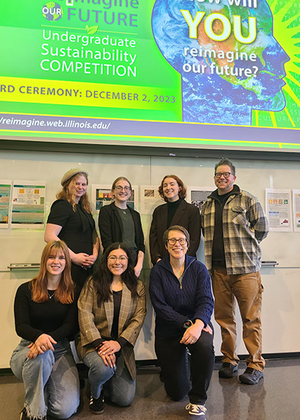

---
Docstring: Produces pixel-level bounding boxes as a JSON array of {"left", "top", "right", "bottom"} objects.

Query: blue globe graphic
[{"left": 42, "top": 2, "right": 63, "bottom": 21}]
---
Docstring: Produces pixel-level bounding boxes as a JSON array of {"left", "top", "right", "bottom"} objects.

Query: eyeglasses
[
  {"left": 214, "top": 172, "right": 232, "bottom": 179},
  {"left": 107, "top": 255, "right": 128, "bottom": 262},
  {"left": 167, "top": 238, "right": 187, "bottom": 245},
  {"left": 115, "top": 186, "right": 130, "bottom": 191}
]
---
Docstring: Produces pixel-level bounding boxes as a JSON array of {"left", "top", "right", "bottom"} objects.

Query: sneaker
[
  {"left": 219, "top": 362, "right": 238, "bottom": 378},
  {"left": 186, "top": 403, "right": 207, "bottom": 418},
  {"left": 90, "top": 392, "right": 104, "bottom": 414},
  {"left": 239, "top": 367, "right": 264, "bottom": 385}
]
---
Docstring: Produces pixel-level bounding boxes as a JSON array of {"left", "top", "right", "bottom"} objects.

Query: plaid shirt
[
  {"left": 77, "top": 278, "right": 146, "bottom": 380},
  {"left": 201, "top": 187, "right": 269, "bottom": 275}
]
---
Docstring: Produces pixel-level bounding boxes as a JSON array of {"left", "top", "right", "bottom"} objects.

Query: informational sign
[
  {"left": 266, "top": 188, "right": 292, "bottom": 232},
  {"left": 0, "top": 0, "right": 300, "bottom": 152},
  {"left": 140, "top": 185, "right": 164, "bottom": 215},
  {"left": 11, "top": 182, "right": 46, "bottom": 227},
  {"left": 292, "top": 189, "right": 300, "bottom": 232},
  {"left": 0, "top": 181, "right": 12, "bottom": 228}
]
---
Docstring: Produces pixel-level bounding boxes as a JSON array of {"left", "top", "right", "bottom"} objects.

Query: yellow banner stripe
[{"left": 0, "top": 77, "right": 177, "bottom": 111}]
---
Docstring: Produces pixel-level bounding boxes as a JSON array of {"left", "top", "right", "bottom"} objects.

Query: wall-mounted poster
[
  {"left": 11, "top": 181, "right": 46, "bottom": 228},
  {"left": 140, "top": 185, "right": 164, "bottom": 215},
  {"left": 265, "top": 188, "right": 292, "bottom": 232},
  {"left": 186, "top": 187, "right": 214, "bottom": 212},
  {"left": 292, "top": 189, "right": 300, "bottom": 232},
  {"left": 0, "top": 180, "right": 12, "bottom": 228}
]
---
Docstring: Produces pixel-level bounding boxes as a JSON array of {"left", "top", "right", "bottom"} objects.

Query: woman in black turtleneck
[{"left": 149, "top": 175, "right": 201, "bottom": 265}]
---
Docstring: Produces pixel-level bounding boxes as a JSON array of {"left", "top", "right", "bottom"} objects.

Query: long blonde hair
[
  {"left": 57, "top": 172, "right": 92, "bottom": 213},
  {"left": 30, "top": 241, "right": 74, "bottom": 304}
]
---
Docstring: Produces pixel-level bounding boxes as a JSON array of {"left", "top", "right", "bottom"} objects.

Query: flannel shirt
[
  {"left": 201, "top": 186, "right": 269, "bottom": 275},
  {"left": 76, "top": 278, "right": 146, "bottom": 380}
]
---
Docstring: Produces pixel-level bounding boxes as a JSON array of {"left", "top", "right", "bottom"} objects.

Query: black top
[
  {"left": 47, "top": 199, "right": 95, "bottom": 255},
  {"left": 167, "top": 198, "right": 182, "bottom": 228},
  {"left": 149, "top": 199, "right": 201, "bottom": 265},
  {"left": 47, "top": 199, "right": 96, "bottom": 288},
  {"left": 14, "top": 282, "right": 79, "bottom": 343},
  {"left": 211, "top": 186, "right": 240, "bottom": 268},
  {"left": 111, "top": 290, "right": 122, "bottom": 340}
]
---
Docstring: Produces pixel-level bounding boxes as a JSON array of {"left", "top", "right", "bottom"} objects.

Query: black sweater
[{"left": 14, "top": 282, "right": 79, "bottom": 343}]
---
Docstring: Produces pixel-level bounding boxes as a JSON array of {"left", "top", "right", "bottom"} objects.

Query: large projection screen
[{"left": 0, "top": 0, "right": 299, "bottom": 153}]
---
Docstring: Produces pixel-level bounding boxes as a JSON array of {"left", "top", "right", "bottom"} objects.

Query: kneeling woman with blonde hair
[{"left": 10, "top": 240, "right": 80, "bottom": 420}]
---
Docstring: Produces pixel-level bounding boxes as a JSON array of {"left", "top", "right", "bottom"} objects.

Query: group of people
[{"left": 10, "top": 158, "right": 269, "bottom": 420}]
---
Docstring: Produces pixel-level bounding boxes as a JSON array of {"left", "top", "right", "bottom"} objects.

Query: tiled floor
[{"left": 1, "top": 359, "right": 299, "bottom": 419}]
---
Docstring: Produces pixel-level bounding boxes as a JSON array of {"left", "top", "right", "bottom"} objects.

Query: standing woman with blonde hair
[
  {"left": 10, "top": 240, "right": 80, "bottom": 420},
  {"left": 98, "top": 177, "right": 145, "bottom": 277},
  {"left": 45, "top": 168, "right": 99, "bottom": 289}
]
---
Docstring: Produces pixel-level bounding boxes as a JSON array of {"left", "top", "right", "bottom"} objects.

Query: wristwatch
[{"left": 183, "top": 319, "right": 193, "bottom": 329}]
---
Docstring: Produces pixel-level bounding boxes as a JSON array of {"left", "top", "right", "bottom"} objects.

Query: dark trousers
[{"left": 155, "top": 325, "right": 214, "bottom": 405}]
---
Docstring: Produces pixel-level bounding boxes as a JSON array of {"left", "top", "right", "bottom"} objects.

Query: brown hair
[
  {"left": 163, "top": 225, "right": 190, "bottom": 248},
  {"left": 30, "top": 240, "right": 74, "bottom": 304},
  {"left": 214, "top": 158, "right": 236, "bottom": 176},
  {"left": 90, "top": 242, "right": 138, "bottom": 306},
  {"left": 158, "top": 175, "right": 187, "bottom": 202},
  {"left": 57, "top": 172, "right": 92, "bottom": 213},
  {"left": 111, "top": 177, "right": 132, "bottom": 191}
]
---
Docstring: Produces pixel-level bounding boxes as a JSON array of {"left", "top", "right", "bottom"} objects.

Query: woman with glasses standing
[
  {"left": 76, "top": 243, "right": 146, "bottom": 414},
  {"left": 149, "top": 225, "right": 214, "bottom": 420},
  {"left": 149, "top": 175, "right": 201, "bottom": 266},
  {"left": 98, "top": 177, "right": 145, "bottom": 278}
]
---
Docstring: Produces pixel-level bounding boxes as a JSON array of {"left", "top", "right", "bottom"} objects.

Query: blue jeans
[
  {"left": 83, "top": 351, "right": 136, "bottom": 407},
  {"left": 10, "top": 339, "right": 80, "bottom": 419}
]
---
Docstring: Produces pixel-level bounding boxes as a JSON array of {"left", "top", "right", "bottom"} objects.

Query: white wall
[{"left": 1, "top": 150, "right": 300, "bottom": 368}]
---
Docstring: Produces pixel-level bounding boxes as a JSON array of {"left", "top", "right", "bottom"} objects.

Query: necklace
[
  {"left": 48, "top": 290, "right": 56, "bottom": 300},
  {"left": 116, "top": 204, "right": 128, "bottom": 214}
]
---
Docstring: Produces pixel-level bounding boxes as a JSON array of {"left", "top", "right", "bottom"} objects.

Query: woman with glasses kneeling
[
  {"left": 98, "top": 177, "right": 145, "bottom": 278},
  {"left": 149, "top": 226, "right": 214, "bottom": 420},
  {"left": 10, "top": 241, "right": 80, "bottom": 420},
  {"left": 76, "top": 243, "right": 146, "bottom": 414}
]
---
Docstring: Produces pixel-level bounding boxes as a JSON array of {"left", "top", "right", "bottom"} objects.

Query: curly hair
[{"left": 158, "top": 175, "right": 187, "bottom": 201}]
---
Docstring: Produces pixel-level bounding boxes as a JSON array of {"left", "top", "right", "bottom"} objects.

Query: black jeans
[{"left": 155, "top": 325, "right": 214, "bottom": 405}]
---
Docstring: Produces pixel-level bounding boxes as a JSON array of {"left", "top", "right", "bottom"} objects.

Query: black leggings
[{"left": 155, "top": 325, "right": 215, "bottom": 405}]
